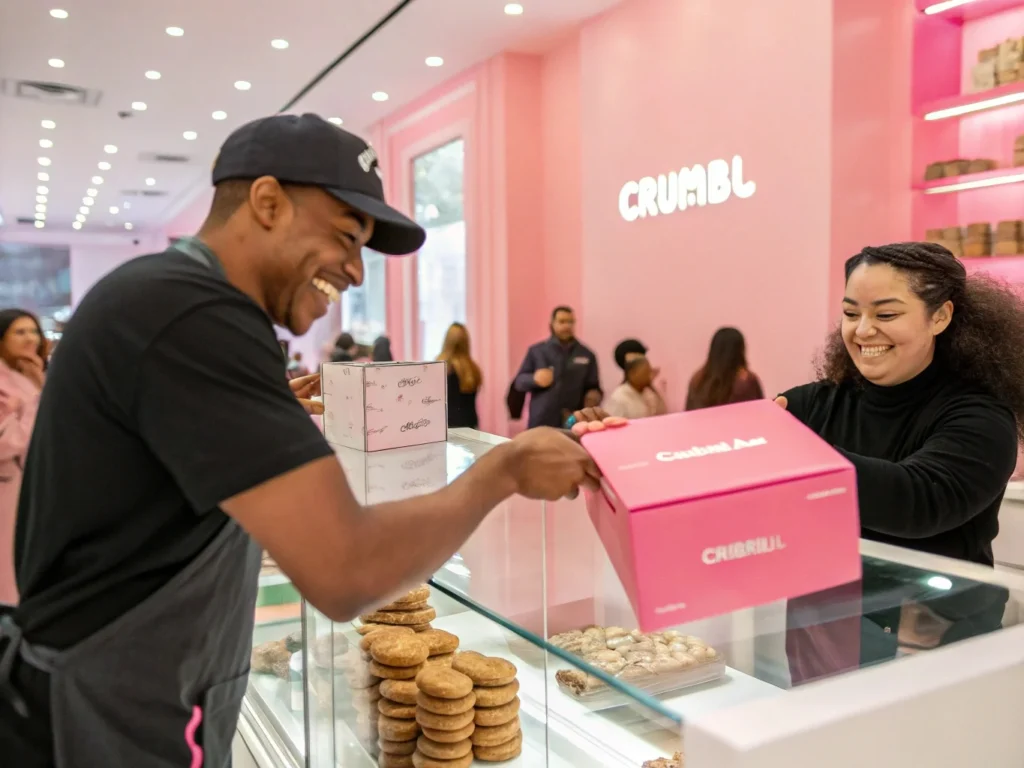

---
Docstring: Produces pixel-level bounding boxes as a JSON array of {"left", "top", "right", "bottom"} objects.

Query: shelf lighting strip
[
  {"left": 925, "top": 91, "right": 1024, "bottom": 120},
  {"left": 922, "top": 0, "right": 978, "bottom": 14},
  {"left": 924, "top": 172, "right": 1024, "bottom": 194}
]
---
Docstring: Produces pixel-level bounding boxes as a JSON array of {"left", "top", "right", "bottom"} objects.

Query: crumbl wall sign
[{"left": 618, "top": 155, "right": 756, "bottom": 222}]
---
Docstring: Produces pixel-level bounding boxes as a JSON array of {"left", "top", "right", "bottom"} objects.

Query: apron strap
[{"left": 0, "top": 614, "right": 29, "bottom": 717}]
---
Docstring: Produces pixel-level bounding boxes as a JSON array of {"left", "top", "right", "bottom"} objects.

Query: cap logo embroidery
[{"left": 357, "top": 146, "right": 379, "bottom": 174}]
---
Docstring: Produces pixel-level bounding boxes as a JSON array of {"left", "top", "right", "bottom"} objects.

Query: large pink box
[
  {"left": 582, "top": 399, "right": 861, "bottom": 631},
  {"left": 322, "top": 361, "right": 447, "bottom": 451}
]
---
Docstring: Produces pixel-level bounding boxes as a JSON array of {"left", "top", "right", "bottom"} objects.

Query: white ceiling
[{"left": 0, "top": 0, "right": 621, "bottom": 237}]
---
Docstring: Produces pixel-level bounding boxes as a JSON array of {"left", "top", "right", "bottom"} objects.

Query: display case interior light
[
  {"left": 924, "top": 172, "right": 1024, "bottom": 194},
  {"left": 923, "top": 0, "right": 978, "bottom": 14},
  {"left": 925, "top": 91, "right": 1024, "bottom": 120}
]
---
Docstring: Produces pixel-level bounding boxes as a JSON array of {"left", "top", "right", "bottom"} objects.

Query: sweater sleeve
[
  {"left": 0, "top": 385, "right": 36, "bottom": 464},
  {"left": 840, "top": 400, "right": 1017, "bottom": 539}
]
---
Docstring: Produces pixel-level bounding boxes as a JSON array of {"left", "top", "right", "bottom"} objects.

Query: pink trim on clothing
[{"left": 185, "top": 705, "right": 204, "bottom": 768}]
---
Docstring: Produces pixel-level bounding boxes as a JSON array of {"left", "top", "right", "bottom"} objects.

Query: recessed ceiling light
[
  {"left": 72, "top": 221, "right": 82, "bottom": 230},
  {"left": 328, "top": 117, "right": 343, "bottom": 125},
  {"left": 211, "top": 110, "right": 227, "bottom": 120},
  {"left": 41, "top": 119, "right": 55, "bottom": 129},
  {"left": 38, "top": 172, "right": 49, "bottom": 181},
  {"left": 271, "top": 39, "right": 289, "bottom": 49},
  {"left": 35, "top": 221, "right": 45, "bottom": 229},
  {"left": 131, "top": 101, "right": 147, "bottom": 111},
  {"left": 425, "top": 56, "right": 444, "bottom": 67},
  {"left": 76, "top": 214, "right": 85, "bottom": 222},
  {"left": 124, "top": 222, "right": 134, "bottom": 230},
  {"left": 234, "top": 80, "right": 251, "bottom": 91},
  {"left": 123, "top": 202, "right": 131, "bottom": 209},
  {"left": 372, "top": 91, "right": 389, "bottom": 102},
  {"left": 104, "top": 144, "right": 117, "bottom": 154},
  {"left": 37, "top": 186, "right": 48, "bottom": 195},
  {"left": 38, "top": 157, "right": 51, "bottom": 166},
  {"left": 35, "top": 212, "right": 46, "bottom": 221},
  {"left": 183, "top": 130, "right": 197, "bottom": 140},
  {"left": 48, "top": 58, "right": 65, "bottom": 68},
  {"left": 165, "top": 26, "right": 184, "bottom": 37},
  {"left": 79, "top": 206, "right": 89, "bottom": 214},
  {"left": 86, "top": 188, "right": 98, "bottom": 197},
  {"left": 504, "top": 3, "right": 524, "bottom": 14},
  {"left": 49, "top": 9, "right": 69, "bottom": 19},
  {"left": 39, "top": 139, "right": 53, "bottom": 149},
  {"left": 145, "top": 177, "right": 156, "bottom": 186},
  {"left": 98, "top": 161, "right": 111, "bottom": 170},
  {"left": 36, "top": 204, "right": 47, "bottom": 213},
  {"left": 145, "top": 70, "right": 161, "bottom": 80},
  {"left": 109, "top": 206, "right": 119, "bottom": 214},
  {"left": 36, "top": 195, "right": 47, "bottom": 204},
  {"left": 92, "top": 176, "right": 103, "bottom": 184},
  {"left": 83, "top": 196, "right": 94, "bottom": 205}
]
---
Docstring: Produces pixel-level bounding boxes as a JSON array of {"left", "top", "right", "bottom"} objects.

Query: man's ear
[{"left": 248, "top": 176, "right": 291, "bottom": 231}]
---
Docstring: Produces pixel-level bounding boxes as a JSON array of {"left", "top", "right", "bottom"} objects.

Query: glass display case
[{"left": 241, "top": 429, "right": 1024, "bottom": 768}]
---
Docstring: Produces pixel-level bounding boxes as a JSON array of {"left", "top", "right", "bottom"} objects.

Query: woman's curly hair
[{"left": 817, "top": 241, "right": 1024, "bottom": 441}]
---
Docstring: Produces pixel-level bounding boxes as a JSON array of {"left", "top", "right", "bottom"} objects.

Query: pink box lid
[{"left": 582, "top": 400, "right": 853, "bottom": 511}]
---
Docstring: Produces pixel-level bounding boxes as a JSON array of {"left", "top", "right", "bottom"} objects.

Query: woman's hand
[
  {"left": 15, "top": 353, "right": 45, "bottom": 389},
  {"left": 289, "top": 373, "right": 324, "bottom": 415},
  {"left": 774, "top": 396, "right": 788, "bottom": 410},
  {"left": 568, "top": 407, "right": 628, "bottom": 437}
]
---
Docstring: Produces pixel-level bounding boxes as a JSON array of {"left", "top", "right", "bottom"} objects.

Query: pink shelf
[
  {"left": 917, "top": 81, "right": 1024, "bottom": 120},
  {"left": 914, "top": 166, "right": 1024, "bottom": 192},
  {"left": 915, "top": 0, "right": 1024, "bottom": 22}
]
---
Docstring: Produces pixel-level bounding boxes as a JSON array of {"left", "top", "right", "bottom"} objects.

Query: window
[
  {"left": 0, "top": 243, "right": 71, "bottom": 342},
  {"left": 341, "top": 249, "right": 387, "bottom": 345},
  {"left": 413, "top": 138, "right": 466, "bottom": 360}
]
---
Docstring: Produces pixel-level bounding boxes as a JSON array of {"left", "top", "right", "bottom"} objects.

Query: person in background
[
  {"left": 611, "top": 338, "right": 667, "bottom": 418},
  {"left": 605, "top": 356, "right": 667, "bottom": 420},
  {"left": 372, "top": 335, "right": 394, "bottom": 362},
  {"left": 685, "top": 326, "right": 763, "bottom": 410},
  {"left": 513, "top": 306, "right": 601, "bottom": 428},
  {"left": 287, "top": 351, "right": 310, "bottom": 379},
  {"left": 330, "top": 332, "right": 358, "bottom": 362},
  {"left": 437, "top": 322, "right": 482, "bottom": 429},
  {"left": 0, "top": 309, "right": 46, "bottom": 605}
]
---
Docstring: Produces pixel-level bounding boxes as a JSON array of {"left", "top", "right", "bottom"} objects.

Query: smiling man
[{"left": 0, "top": 114, "right": 598, "bottom": 767}]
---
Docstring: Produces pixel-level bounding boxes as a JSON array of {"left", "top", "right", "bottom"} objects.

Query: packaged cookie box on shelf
[
  {"left": 321, "top": 360, "right": 447, "bottom": 452},
  {"left": 995, "top": 220, "right": 1024, "bottom": 255},
  {"left": 549, "top": 625, "right": 725, "bottom": 710}
]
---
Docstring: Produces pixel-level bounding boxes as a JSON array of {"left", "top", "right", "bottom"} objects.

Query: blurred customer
[
  {"left": 512, "top": 306, "right": 601, "bottom": 428},
  {"left": 612, "top": 338, "right": 667, "bottom": 418},
  {"left": 0, "top": 309, "right": 46, "bottom": 605},
  {"left": 330, "top": 332, "right": 358, "bottom": 363},
  {"left": 372, "top": 336, "right": 394, "bottom": 362},
  {"left": 685, "top": 327, "right": 763, "bottom": 410},
  {"left": 437, "top": 322, "right": 482, "bottom": 429},
  {"left": 605, "top": 356, "right": 667, "bottom": 419},
  {"left": 287, "top": 351, "right": 310, "bottom": 379}
]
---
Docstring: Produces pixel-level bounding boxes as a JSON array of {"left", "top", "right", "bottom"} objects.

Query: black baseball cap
[{"left": 212, "top": 113, "right": 426, "bottom": 256}]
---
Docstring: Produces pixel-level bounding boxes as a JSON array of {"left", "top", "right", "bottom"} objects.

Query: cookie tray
[{"left": 556, "top": 659, "right": 727, "bottom": 711}]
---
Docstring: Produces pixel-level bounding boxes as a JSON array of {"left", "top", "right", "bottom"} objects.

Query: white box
[{"left": 332, "top": 441, "right": 449, "bottom": 505}]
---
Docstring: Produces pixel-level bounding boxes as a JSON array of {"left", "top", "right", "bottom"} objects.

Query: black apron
[{"left": 0, "top": 236, "right": 263, "bottom": 767}]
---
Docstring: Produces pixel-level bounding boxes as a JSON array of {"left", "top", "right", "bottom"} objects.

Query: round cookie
[
  {"left": 360, "top": 626, "right": 416, "bottom": 652},
  {"left": 379, "top": 738, "right": 418, "bottom": 756},
  {"left": 415, "top": 667, "right": 473, "bottom": 700},
  {"left": 360, "top": 607, "right": 437, "bottom": 626},
  {"left": 370, "top": 661, "right": 424, "bottom": 680},
  {"left": 382, "top": 600, "right": 430, "bottom": 612},
  {"left": 451, "top": 652, "right": 517, "bottom": 687},
  {"left": 473, "top": 731, "right": 523, "bottom": 762},
  {"left": 415, "top": 707, "right": 475, "bottom": 732},
  {"left": 410, "top": 623, "right": 433, "bottom": 633},
  {"left": 391, "top": 585, "right": 431, "bottom": 605},
  {"left": 473, "top": 679, "right": 519, "bottom": 708},
  {"left": 423, "top": 653, "right": 454, "bottom": 668},
  {"left": 416, "top": 735, "right": 472, "bottom": 760},
  {"left": 378, "top": 698, "right": 418, "bottom": 719},
  {"left": 379, "top": 679, "right": 419, "bottom": 705},
  {"left": 379, "top": 714, "right": 420, "bottom": 742},
  {"left": 470, "top": 716, "right": 520, "bottom": 747},
  {"left": 378, "top": 754, "right": 414, "bottom": 768},
  {"left": 418, "top": 629, "right": 459, "bottom": 656},
  {"left": 416, "top": 690, "right": 475, "bottom": 716},
  {"left": 371, "top": 634, "right": 430, "bottom": 667},
  {"left": 411, "top": 752, "right": 472, "bottom": 768},
  {"left": 474, "top": 696, "right": 520, "bottom": 727},
  {"left": 421, "top": 723, "right": 475, "bottom": 743},
  {"left": 357, "top": 623, "right": 387, "bottom": 635}
]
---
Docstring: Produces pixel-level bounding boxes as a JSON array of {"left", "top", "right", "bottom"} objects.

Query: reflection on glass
[
  {"left": 413, "top": 138, "right": 466, "bottom": 360},
  {"left": 341, "top": 249, "right": 387, "bottom": 344}
]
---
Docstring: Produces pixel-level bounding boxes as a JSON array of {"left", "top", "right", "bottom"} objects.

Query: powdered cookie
[
  {"left": 421, "top": 723, "right": 475, "bottom": 743},
  {"left": 379, "top": 714, "right": 420, "bottom": 742},
  {"left": 470, "top": 716, "right": 520, "bottom": 747},
  {"left": 472, "top": 679, "right": 519, "bottom": 707},
  {"left": 416, "top": 690, "right": 475, "bottom": 716},
  {"left": 474, "top": 696, "right": 520, "bottom": 727},
  {"left": 378, "top": 754, "right": 414, "bottom": 768},
  {"left": 371, "top": 634, "right": 430, "bottom": 667},
  {"left": 378, "top": 698, "right": 418, "bottom": 719},
  {"left": 411, "top": 752, "right": 472, "bottom": 768},
  {"left": 473, "top": 731, "right": 523, "bottom": 762},
  {"left": 360, "top": 626, "right": 416, "bottom": 652},
  {"left": 360, "top": 607, "right": 437, "bottom": 626},
  {"left": 418, "top": 629, "right": 459, "bottom": 656},
  {"left": 379, "top": 738, "right": 418, "bottom": 756},
  {"left": 451, "top": 653, "right": 517, "bottom": 687},
  {"left": 370, "top": 661, "right": 424, "bottom": 680},
  {"left": 415, "top": 667, "right": 473, "bottom": 699},
  {"left": 379, "top": 679, "right": 419, "bottom": 705},
  {"left": 423, "top": 652, "right": 454, "bottom": 668},
  {"left": 415, "top": 707, "right": 475, "bottom": 732},
  {"left": 416, "top": 735, "right": 472, "bottom": 760}
]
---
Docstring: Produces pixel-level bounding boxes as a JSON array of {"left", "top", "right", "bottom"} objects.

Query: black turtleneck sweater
[{"left": 781, "top": 360, "right": 1018, "bottom": 566}]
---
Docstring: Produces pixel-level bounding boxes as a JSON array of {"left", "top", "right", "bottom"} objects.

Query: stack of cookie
[
  {"left": 366, "top": 630, "right": 430, "bottom": 766},
  {"left": 360, "top": 585, "right": 437, "bottom": 634},
  {"left": 418, "top": 629, "right": 460, "bottom": 669},
  {"left": 377, "top": 678, "right": 421, "bottom": 766},
  {"left": 996, "top": 220, "right": 1023, "bottom": 255},
  {"left": 451, "top": 651, "right": 522, "bottom": 762},
  {"left": 412, "top": 667, "right": 477, "bottom": 768},
  {"left": 964, "top": 222, "right": 992, "bottom": 258}
]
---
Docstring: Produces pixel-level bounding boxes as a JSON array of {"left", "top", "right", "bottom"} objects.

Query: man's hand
[
  {"left": 506, "top": 427, "right": 600, "bottom": 500},
  {"left": 533, "top": 368, "right": 554, "bottom": 389},
  {"left": 290, "top": 373, "right": 324, "bottom": 415},
  {"left": 15, "top": 353, "right": 45, "bottom": 389},
  {"left": 569, "top": 407, "right": 628, "bottom": 437}
]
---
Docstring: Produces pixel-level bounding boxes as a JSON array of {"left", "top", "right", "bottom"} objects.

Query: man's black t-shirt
[{"left": 13, "top": 247, "right": 334, "bottom": 648}]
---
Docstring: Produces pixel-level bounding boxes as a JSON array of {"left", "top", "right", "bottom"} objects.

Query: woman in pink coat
[{"left": 0, "top": 309, "right": 46, "bottom": 605}]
